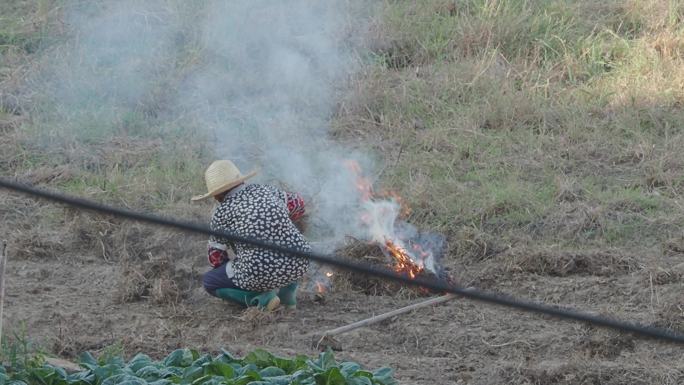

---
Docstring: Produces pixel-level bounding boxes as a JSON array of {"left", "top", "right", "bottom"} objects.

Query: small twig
[
  {"left": 481, "top": 337, "right": 533, "bottom": 348},
  {"left": 0, "top": 240, "right": 7, "bottom": 344},
  {"left": 99, "top": 239, "right": 110, "bottom": 263}
]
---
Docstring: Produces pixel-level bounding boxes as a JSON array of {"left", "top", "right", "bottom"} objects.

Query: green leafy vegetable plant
[{"left": 0, "top": 348, "right": 397, "bottom": 385}]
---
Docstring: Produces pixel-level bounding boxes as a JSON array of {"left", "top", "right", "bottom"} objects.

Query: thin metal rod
[{"left": 322, "top": 294, "right": 456, "bottom": 337}]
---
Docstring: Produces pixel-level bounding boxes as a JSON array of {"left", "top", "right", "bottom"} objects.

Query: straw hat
[{"left": 191, "top": 160, "right": 257, "bottom": 201}]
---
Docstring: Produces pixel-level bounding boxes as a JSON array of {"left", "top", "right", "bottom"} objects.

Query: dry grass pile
[
  {"left": 663, "top": 236, "right": 684, "bottom": 256},
  {"left": 450, "top": 225, "right": 507, "bottom": 262},
  {"left": 1, "top": 191, "right": 67, "bottom": 259},
  {"left": 11, "top": 229, "right": 66, "bottom": 260},
  {"left": 116, "top": 252, "right": 196, "bottom": 305},
  {"left": 654, "top": 298, "right": 684, "bottom": 331},
  {"left": 508, "top": 249, "right": 640, "bottom": 277},
  {"left": 19, "top": 165, "right": 74, "bottom": 185},
  {"left": 236, "top": 307, "right": 281, "bottom": 331},
  {"left": 578, "top": 329, "right": 636, "bottom": 360},
  {"left": 647, "top": 262, "right": 684, "bottom": 286},
  {"left": 106, "top": 223, "right": 202, "bottom": 305},
  {"left": 471, "top": 246, "right": 645, "bottom": 290},
  {"left": 500, "top": 362, "right": 657, "bottom": 385}
]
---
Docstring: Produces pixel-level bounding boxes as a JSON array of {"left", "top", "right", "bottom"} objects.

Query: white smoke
[
  {"left": 177, "top": 1, "right": 376, "bottom": 249},
  {"left": 29, "top": 1, "right": 377, "bottom": 252}
]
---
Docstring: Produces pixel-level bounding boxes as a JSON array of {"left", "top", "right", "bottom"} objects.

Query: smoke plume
[
  {"left": 179, "top": 1, "right": 376, "bottom": 249},
  {"left": 29, "top": 1, "right": 377, "bottom": 254}
]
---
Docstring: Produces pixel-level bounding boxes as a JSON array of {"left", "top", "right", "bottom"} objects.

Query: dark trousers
[{"left": 202, "top": 263, "right": 239, "bottom": 297}]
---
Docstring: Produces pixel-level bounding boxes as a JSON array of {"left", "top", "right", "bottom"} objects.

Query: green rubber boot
[
  {"left": 278, "top": 282, "right": 298, "bottom": 309},
  {"left": 215, "top": 288, "right": 280, "bottom": 311}
]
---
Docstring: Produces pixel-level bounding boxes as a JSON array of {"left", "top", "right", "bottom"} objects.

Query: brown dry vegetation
[{"left": 2, "top": 0, "right": 684, "bottom": 384}]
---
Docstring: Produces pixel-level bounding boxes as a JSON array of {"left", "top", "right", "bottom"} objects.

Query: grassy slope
[
  {"left": 3, "top": 0, "right": 682, "bottom": 254},
  {"left": 335, "top": 0, "right": 684, "bottom": 259},
  {"left": 1, "top": 0, "right": 209, "bottom": 208}
]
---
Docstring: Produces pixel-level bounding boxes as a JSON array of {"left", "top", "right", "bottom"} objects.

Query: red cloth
[
  {"left": 286, "top": 192, "right": 305, "bottom": 222},
  {"left": 208, "top": 247, "right": 228, "bottom": 268}
]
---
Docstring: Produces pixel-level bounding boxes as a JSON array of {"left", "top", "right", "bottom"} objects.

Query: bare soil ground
[{"left": 3, "top": 223, "right": 684, "bottom": 384}]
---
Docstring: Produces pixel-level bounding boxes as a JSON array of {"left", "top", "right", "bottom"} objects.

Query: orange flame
[
  {"left": 385, "top": 238, "right": 424, "bottom": 279},
  {"left": 344, "top": 160, "right": 374, "bottom": 201},
  {"left": 345, "top": 159, "right": 426, "bottom": 280},
  {"left": 314, "top": 271, "right": 334, "bottom": 294}
]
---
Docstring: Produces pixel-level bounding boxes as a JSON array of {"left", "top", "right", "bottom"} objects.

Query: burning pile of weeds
[
  {"left": 116, "top": 253, "right": 196, "bottom": 304},
  {"left": 332, "top": 237, "right": 449, "bottom": 297},
  {"left": 333, "top": 238, "right": 404, "bottom": 296},
  {"left": 316, "top": 160, "right": 454, "bottom": 297}
]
